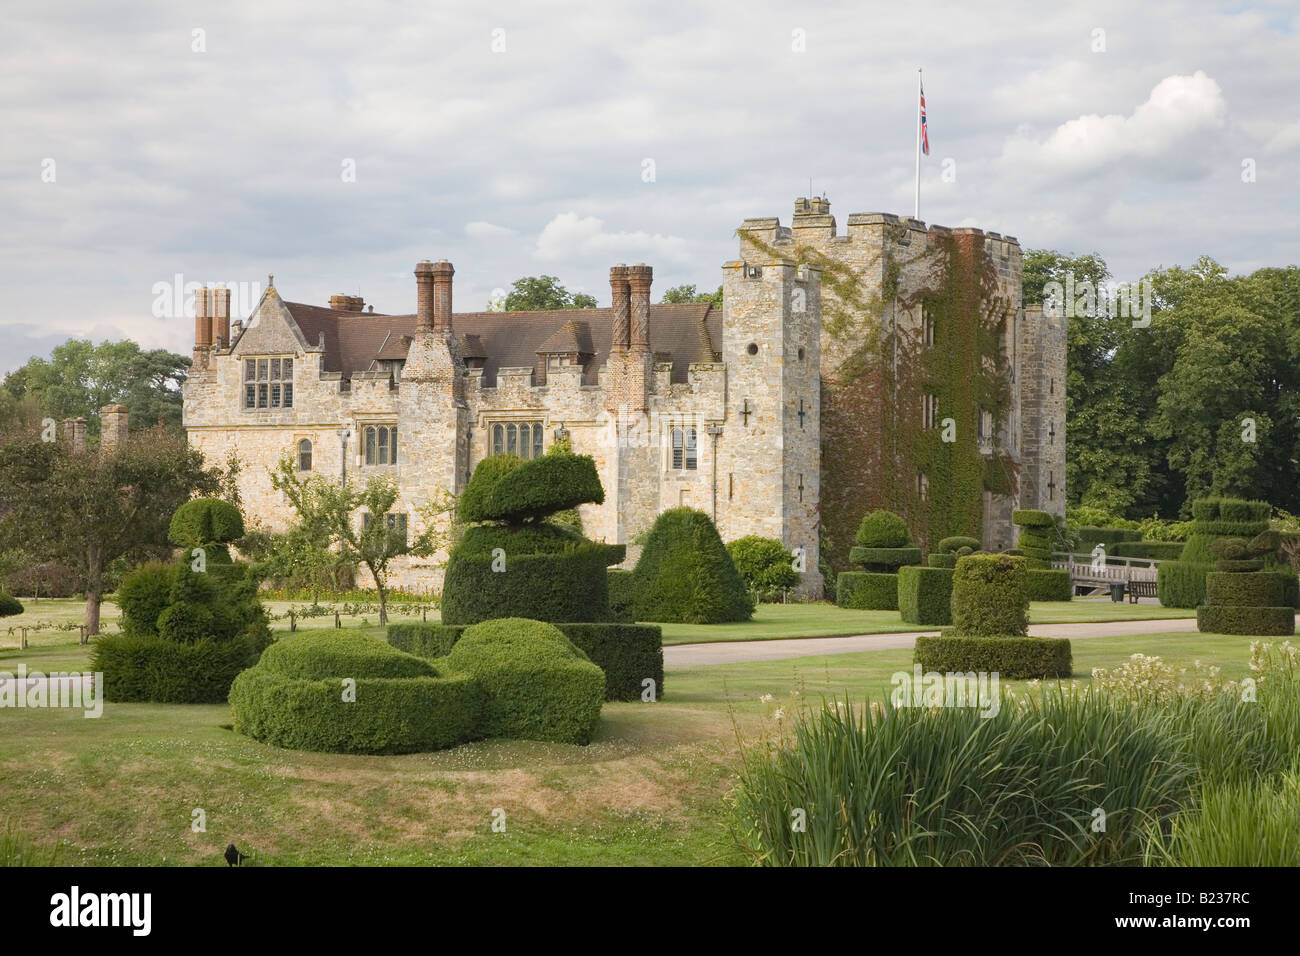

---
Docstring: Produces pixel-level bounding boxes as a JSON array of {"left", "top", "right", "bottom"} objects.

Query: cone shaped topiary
[{"left": 632, "top": 508, "right": 753, "bottom": 623}]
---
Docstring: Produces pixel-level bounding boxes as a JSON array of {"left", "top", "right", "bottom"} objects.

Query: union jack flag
[{"left": 920, "top": 79, "right": 930, "bottom": 156}]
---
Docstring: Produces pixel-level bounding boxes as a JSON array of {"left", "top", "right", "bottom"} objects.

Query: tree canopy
[{"left": 503, "top": 275, "right": 598, "bottom": 311}]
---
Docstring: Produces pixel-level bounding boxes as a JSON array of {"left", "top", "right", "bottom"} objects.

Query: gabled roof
[
  {"left": 282, "top": 301, "right": 721, "bottom": 386},
  {"left": 536, "top": 319, "right": 593, "bottom": 356}
]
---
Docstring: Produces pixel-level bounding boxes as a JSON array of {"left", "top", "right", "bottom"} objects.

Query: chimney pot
[{"left": 100, "top": 405, "right": 129, "bottom": 453}]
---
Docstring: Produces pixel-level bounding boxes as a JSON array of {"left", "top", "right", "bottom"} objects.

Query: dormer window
[{"left": 244, "top": 356, "right": 293, "bottom": 409}]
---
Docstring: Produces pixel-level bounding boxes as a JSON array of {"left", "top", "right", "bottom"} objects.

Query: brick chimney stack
[
  {"left": 627, "top": 263, "right": 652, "bottom": 349},
  {"left": 609, "top": 265, "right": 630, "bottom": 352},
  {"left": 100, "top": 405, "right": 128, "bottom": 453},
  {"left": 193, "top": 287, "right": 212, "bottom": 367},
  {"left": 61, "top": 418, "right": 87, "bottom": 454},
  {"left": 432, "top": 259, "right": 454, "bottom": 332},
  {"left": 415, "top": 260, "right": 436, "bottom": 331},
  {"left": 212, "top": 285, "right": 231, "bottom": 348}
]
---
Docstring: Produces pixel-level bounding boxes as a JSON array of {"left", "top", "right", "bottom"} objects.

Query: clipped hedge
[
  {"left": 386, "top": 620, "right": 663, "bottom": 702},
  {"left": 1073, "top": 526, "right": 1142, "bottom": 549},
  {"left": 836, "top": 571, "right": 898, "bottom": 610},
  {"left": 258, "top": 631, "right": 437, "bottom": 680},
  {"left": 116, "top": 560, "right": 175, "bottom": 637},
  {"left": 0, "top": 592, "right": 23, "bottom": 617},
  {"left": 1112, "top": 541, "right": 1187, "bottom": 562},
  {"left": 937, "top": 536, "right": 980, "bottom": 554},
  {"left": 898, "top": 566, "right": 953, "bottom": 626},
  {"left": 606, "top": 569, "right": 637, "bottom": 623},
  {"left": 459, "top": 453, "right": 605, "bottom": 524},
  {"left": 1026, "top": 568, "right": 1072, "bottom": 602},
  {"left": 441, "top": 546, "right": 611, "bottom": 625},
  {"left": 848, "top": 546, "right": 923, "bottom": 571},
  {"left": 1196, "top": 606, "right": 1295, "bottom": 636},
  {"left": 632, "top": 508, "right": 752, "bottom": 623},
  {"left": 229, "top": 668, "right": 483, "bottom": 754},
  {"left": 92, "top": 632, "right": 268, "bottom": 703},
  {"left": 1159, "top": 562, "right": 1209, "bottom": 608},
  {"left": 914, "top": 634, "right": 1073, "bottom": 679},
  {"left": 1206, "top": 572, "right": 1284, "bottom": 608},
  {"left": 928, "top": 553, "right": 958, "bottom": 569},
  {"left": 1011, "top": 509, "right": 1054, "bottom": 527},
  {"left": 951, "top": 554, "right": 1028, "bottom": 636},
  {"left": 443, "top": 619, "right": 604, "bottom": 744}
]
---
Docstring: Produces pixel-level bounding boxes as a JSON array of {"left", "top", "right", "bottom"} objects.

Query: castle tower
[
  {"left": 1017, "top": 302, "right": 1067, "bottom": 519},
  {"left": 720, "top": 254, "right": 824, "bottom": 596}
]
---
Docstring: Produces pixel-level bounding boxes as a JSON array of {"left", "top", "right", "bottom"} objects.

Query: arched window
[
  {"left": 671, "top": 428, "right": 683, "bottom": 469},
  {"left": 297, "top": 439, "right": 312, "bottom": 472},
  {"left": 493, "top": 424, "right": 504, "bottom": 456},
  {"left": 684, "top": 428, "right": 697, "bottom": 470},
  {"left": 488, "top": 421, "right": 545, "bottom": 459},
  {"left": 506, "top": 423, "right": 517, "bottom": 456}
]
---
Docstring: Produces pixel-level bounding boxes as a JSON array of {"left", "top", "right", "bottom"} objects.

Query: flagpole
[{"left": 914, "top": 67, "right": 922, "bottom": 220}]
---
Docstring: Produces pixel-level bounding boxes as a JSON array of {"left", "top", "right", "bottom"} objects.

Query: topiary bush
[
  {"left": 1113, "top": 541, "right": 1187, "bottom": 562},
  {"left": 914, "top": 634, "right": 1072, "bottom": 679},
  {"left": 632, "top": 508, "right": 752, "bottom": 623},
  {"left": 951, "top": 554, "right": 1029, "bottom": 636},
  {"left": 855, "top": 510, "right": 911, "bottom": 548},
  {"left": 169, "top": 497, "right": 245, "bottom": 564},
  {"left": 442, "top": 618, "right": 605, "bottom": 744},
  {"left": 937, "top": 536, "right": 980, "bottom": 554},
  {"left": 229, "top": 633, "right": 483, "bottom": 754},
  {"left": 606, "top": 569, "right": 637, "bottom": 623},
  {"left": 441, "top": 546, "right": 612, "bottom": 625},
  {"left": 386, "top": 620, "right": 663, "bottom": 702},
  {"left": 848, "top": 546, "right": 924, "bottom": 572},
  {"left": 727, "top": 535, "right": 798, "bottom": 598},
  {"left": 457, "top": 453, "right": 605, "bottom": 524},
  {"left": 927, "top": 553, "right": 958, "bottom": 569},
  {"left": 93, "top": 632, "right": 268, "bottom": 704},
  {"left": 1161, "top": 497, "right": 1274, "bottom": 608},
  {"left": 115, "top": 560, "right": 175, "bottom": 637},
  {"left": 1026, "top": 568, "right": 1072, "bottom": 602},
  {"left": 836, "top": 571, "right": 898, "bottom": 610},
  {"left": 898, "top": 566, "right": 953, "bottom": 626},
  {"left": 0, "top": 591, "right": 23, "bottom": 617},
  {"left": 1013, "top": 510, "right": 1068, "bottom": 569},
  {"left": 1195, "top": 531, "right": 1296, "bottom": 636}
]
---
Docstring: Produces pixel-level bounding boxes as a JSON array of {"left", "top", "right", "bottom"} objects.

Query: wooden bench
[{"left": 1128, "top": 580, "right": 1158, "bottom": 603}]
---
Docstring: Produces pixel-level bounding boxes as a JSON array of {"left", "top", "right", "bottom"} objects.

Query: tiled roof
[{"left": 284, "top": 301, "right": 720, "bottom": 386}]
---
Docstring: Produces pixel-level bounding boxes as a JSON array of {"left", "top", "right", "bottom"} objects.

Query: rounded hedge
[
  {"left": 0, "top": 592, "right": 23, "bottom": 617},
  {"left": 835, "top": 571, "right": 898, "bottom": 610},
  {"left": 458, "top": 453, "right": 604, "bottom": 524},
  {"left": 93, "top": 631, "right": 268, "bottom": 703},
  {"left": 632, "top": 508, "right": 752, "bottom": 623},
  {"left": 169, "top": 498, "right": 245, "bottom": 548},
  {"left": 937, "top": 536, "right": 980, "bottom": 554},
  {"left": 898, "top": 566, "right": 953, "bottom": 626},
  {"left": 952, "top": 554, "right": 1028, "bottom": 636},
  {"left": 727, "top": 536, "right": 798, "bottom": 595},
  {"left": 855, "top": 510, "right": 911, "bottom": 548},
  {"left": 443, "top": 618, "right": 604, "bottom": 744},
  {"left": 116, "top": 560, "right": 175, "bottom": 637},
  {"left": 258, "top": 631, "right": 438, "bottom": 680}
]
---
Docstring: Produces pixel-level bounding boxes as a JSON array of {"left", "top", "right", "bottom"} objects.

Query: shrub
[
  {"left": 93, "top": 631, "right": 268, "bottom": 703},
  {"left": 855, "top": 510, "right": 911, "bottom": 548},
  {"left": 456, "top": 455, "right": 526, "bottom": 523},
  {"left": 951, "top": 554, "right": 1028, "bottom": 636},
  {"left": 115, "top": 561, "right": 175, "bottom": 637},
  {"left": 457, "top": 522, "right": 584, "bottom": 556},
  {"left": 459, "top": 453, "right": 605, "bottom": 524},
  {"left": 1159, "top": 562, "right": 1209, "bottom": 608},
  {"left": 835, "top": 571, "right": 898, "bottom": 610},
  {"left": 937, "top": 536, "right": 980, "bottom": 554},
  {"left": 443, "top": 618, "right": 604, "bottom": 744},
  {"left": 1196, "top": 606, "right": 1295, "bottom": 636},
  {"left": 848, "top": 546, "right": 923, "bottom": 572},
  {"left": 0, "top": 592, "right": 22, "bottom": 617},
  {"left": 441, "top": 546, "right": 611, "bottom": 625},
  {"left": 898, "top": 566, "right": 953, "bottom": 626},
  {"left": 1073, "top": 526, "right": 1142, "bottom": 549},
  {"left": 258, "top": 631, "right": 437, "bottom": 680},
  {"left": 1112, "top": 541, "right": 1187, "bottom": 562},
  {"left": 914, "top": 634, "right": 1073, "bottom": 679},
  {"left": 169, "top": 498, "right": 245, "bottom": 563},
  {"left": 386, "top": 620, "right": 663, "bottom": 702},
  {"left": 1026, "top": 568, "right": 1072, "bottom": 602},
  {"left": 606, "top": 569, "right": 637, "bottom": 623},
  {"left": 229, "top": 666, "right": 482, "bottom": 755},
  {"left": 727, "top": 536, "right": 798, "bottom": 595},
  {"left": 927, "top": 553, "right": 957, "bottom": 569},
  {"left": 632, "top": 508, "right": 752, "bottom": 623},
  {"left": 3, "top": 562, "right": 81, "bottom": 598},
  {"left": 1012, "top": 509, "right": 1054, "bottom": 527},
  {"left": 1206, "top": 572, "right": 1284, "bottom": 607}
]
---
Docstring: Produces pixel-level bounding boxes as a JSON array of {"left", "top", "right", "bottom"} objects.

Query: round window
[{"left": 747, "top": 343, "right": 758, "bottom": 356}]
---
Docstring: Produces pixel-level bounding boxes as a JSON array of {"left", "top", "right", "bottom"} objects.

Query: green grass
[
  {"left": 0, "top": 614, "right": 1271, "bottom": 866},
  {"left": 656, "top": 598, "right": 1194, "bottom": 645}
]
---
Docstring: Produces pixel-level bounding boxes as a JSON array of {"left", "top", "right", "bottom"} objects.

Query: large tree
[
  {"left": 661, "top": 284, "right": 723, "bottom": 307},
  {"left": 0, "top": 423, "right": 218, "bottom": 634},
  {"left": 2, "top": 339, "right": 190, "bottom": 436},
  {"left": 503, "top": 275, "right": 597, "bottom": 311}
]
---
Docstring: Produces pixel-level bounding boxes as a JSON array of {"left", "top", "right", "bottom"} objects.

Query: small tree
[{"left": 0, "top": 423, "right": 217, "bottom": 634}]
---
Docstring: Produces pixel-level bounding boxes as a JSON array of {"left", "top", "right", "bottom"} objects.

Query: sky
[{"left": 2, "top": 0, "right": 1298, "bottom": 374}]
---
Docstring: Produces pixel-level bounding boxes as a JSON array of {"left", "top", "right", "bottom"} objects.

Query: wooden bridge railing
[{"left": 1050, "top": 552, "right": 1163, "bottom": 587}]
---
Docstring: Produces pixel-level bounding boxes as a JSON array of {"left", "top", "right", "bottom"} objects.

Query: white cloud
[
  {"left": 465, "top": 221, "right": 517, "bottom": 240},
  {"left": 534, "top": 212, "right": 694, "bottom": 266}
]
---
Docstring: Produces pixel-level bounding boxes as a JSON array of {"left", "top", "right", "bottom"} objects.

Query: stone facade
[{"left": 183, "top": 199, "right": 1064, "bottom": 594}]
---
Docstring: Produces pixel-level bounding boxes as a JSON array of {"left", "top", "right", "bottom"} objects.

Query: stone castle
[{"left": 182, "top": 198, "right": 1066, "bottom": 595}]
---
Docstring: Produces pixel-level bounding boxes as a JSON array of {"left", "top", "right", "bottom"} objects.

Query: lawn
[{"left": 0, "top": 618, "right": 1269, "bottom": 866}]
